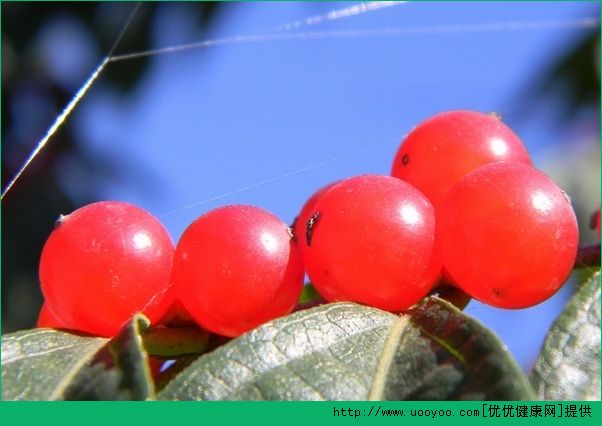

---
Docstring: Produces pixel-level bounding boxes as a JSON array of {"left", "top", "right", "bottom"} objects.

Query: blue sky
[{"left": 40, "top": 1, "right": 600, "bottom": 370}]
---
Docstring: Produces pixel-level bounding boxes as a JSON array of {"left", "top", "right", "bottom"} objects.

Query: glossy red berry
[
  {"left": 391, "top": 110, "right": 532, "bottom": 208},
  {"left": 441, "top": 162, "right": 579, "bottom": 308},
  {"left": 172, "top": 205, "right": 304, "bottom": 337},
  {"left": 302, "top": 175, "right": 439, "bottom": 311},
  {"left": 40, "top": 201, "right": 175, "bottom": 337},
  {"left": 292, "top": 181, "right": 345, "bottom": 300},
  {"left": 37, "top": 303, "right": 65, "bottom": 329},
  {"left": 293, "top": 182, "right": 338, "bottom": 250}
]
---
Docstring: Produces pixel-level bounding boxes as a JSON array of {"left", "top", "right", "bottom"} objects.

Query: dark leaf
[
  {"left": 513, "top": 29, "right": 600, "bottom": 122},
  {"left": 62, "top": 315, "right": 155, "bottom": 400},
  {"left": 531, "top": 269, "right": 601, "bottom": 400},
  {"left": 158, "top": 298, "right": 533, "bottom": 400},
  {"left": 1, "top": 329, "right": 107, "bottom": 400}
]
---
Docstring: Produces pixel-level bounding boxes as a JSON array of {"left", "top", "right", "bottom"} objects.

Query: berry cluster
[
  {"left": 38, "top": 110, "right": 583, "bottom": 338},
  {"left": 38, "top": 203, "right": 303, "bottom": 337}
]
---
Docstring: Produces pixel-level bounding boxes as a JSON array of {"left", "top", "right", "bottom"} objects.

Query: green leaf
[
  {"left": 158, "top": 298, "right": 533, "bottom": 400},
  {"left": 142, "top": 325, "right": 209, "bottom": 358},
  {"left": 1, "top": 315, "right": 157, "bottom": 401},
  {"left": 297, "top": 283, "right": 323, "bottom": 304},
  {"left": 531, "top": 269, "right": 601, "bottom": 400},
  {"left": 1, "top": 329, "right": 107, "bottom": 400},
  {"left": 394, "top": 297, "right": 534, "bottom": 400},
  {"left": 62, "top": 315, "right": 155, "bottom": 400}
]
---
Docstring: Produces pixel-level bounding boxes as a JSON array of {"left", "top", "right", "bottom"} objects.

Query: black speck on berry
[
  {"left": 306, "top": 212, "right": 320, "bottom": 247},
  {"left": 492, "top": 287, "right": 506, "bottom": 297}
]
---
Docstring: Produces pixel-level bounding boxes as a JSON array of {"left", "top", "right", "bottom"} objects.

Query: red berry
[
  {"left": 172, "top": 205, "right": 304, "bottom": 337},
  {"left": 293, "top": 182, "right": 338, "bottom": 250},
  {"left": 39, "top": 201, "right": 175, "bottom": 337},
  {"left": 441, "top": 162, "right": 579, "bottom": 308},
  {"left": 391, "top": 110, "right": 531, "bottom": 208},
  {"left": 37, "top": 303, "right": 65, "bottom": 329},
  {"left": 302, "top": 175, "right": 439, "bottom": 311},
  {"left": 293, "top": 181, "right": 345, "bottom": 300}
]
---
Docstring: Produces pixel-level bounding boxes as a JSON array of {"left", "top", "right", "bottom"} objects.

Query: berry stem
[
  {"left": 574, "top": 243, "right": 601, "bottom": 268},
  {"left": 435, "top": 285, "right": 471, "bottom": 311}
]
